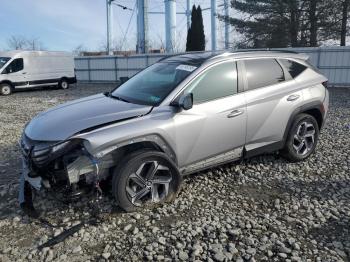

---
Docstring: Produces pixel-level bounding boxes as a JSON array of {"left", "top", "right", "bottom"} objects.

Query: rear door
[
  {"left": 173, "top": 60, "right": 247, "bottom": 171},
  {"left": 242, "top": 58, "right": 304, "bottom": 152}
]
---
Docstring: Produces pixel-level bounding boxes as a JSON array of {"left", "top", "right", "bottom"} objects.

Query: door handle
[
  {"left": 22, "top": 72, "right": 27, "bottom": 74},
  {"left": 287, "top": 94, "right": 300, "bottom": 101},
  {"left": 227, "top": 109, "right": 243, "bottom": 118}
]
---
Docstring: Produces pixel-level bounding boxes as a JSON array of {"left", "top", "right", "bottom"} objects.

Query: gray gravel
[{"left": 0, "top": 84, "right": 349, "bottom": 261}]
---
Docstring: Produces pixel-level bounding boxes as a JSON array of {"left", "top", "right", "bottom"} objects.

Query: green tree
[
  {"left": 219, "top": 0, "right": 349, "bottom": 48},
  {"left": 186, "top": 5, "right": 206, "bottom": 51}
]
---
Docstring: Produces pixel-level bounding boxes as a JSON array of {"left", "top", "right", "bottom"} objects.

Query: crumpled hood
[{"left": 25, "top": 93, "right": 152, "bottom": 141}]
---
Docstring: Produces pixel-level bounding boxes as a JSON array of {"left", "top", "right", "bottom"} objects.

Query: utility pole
[
  {"left": 137, "top": 0, "right": 149, "bottom": 53},
  {"left": 186, "top": 0, "right": 191, "bottom": 30},
  {"left": 165, "top": 0, "right": 176, "bottom": 53},
  {"left": 106, "top": 0, "right": 114, "bottom": 55},
  {"left": 224, "top": 0, "right": 229, "bottom": 49},
  {"left": 211, "top": 0, "right": 217, "bottom": 51}
]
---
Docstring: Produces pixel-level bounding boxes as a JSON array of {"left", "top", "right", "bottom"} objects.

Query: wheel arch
[
  {"left": 0, "top": 80, "right": 14, "bottom": 88},
  {"left": 283, "top": 101, "right": 324, "bottom": 144},
  {"left": 93, "top": 134, "right": 178, "bottom": 166}
]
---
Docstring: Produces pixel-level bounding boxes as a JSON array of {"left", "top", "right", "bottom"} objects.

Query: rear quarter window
[{"left": 279, "top": 59, "right": 307, "bottom": 78}]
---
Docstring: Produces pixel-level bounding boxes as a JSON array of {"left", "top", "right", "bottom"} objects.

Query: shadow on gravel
[
  {"left": 309, "top": 215, "right": 350, "bottom": 259},
  {"left": 271, "top": 176, "right": 350, "bottom": 202},
  {"left": 0, "top": 143, "right": 22, "bottom": 184}
]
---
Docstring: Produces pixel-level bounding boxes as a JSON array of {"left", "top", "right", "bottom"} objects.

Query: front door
[
  {"left": 1, "top": 58, "right": 26, "bottom": 87},
  {"left": 173, "top": 60, "right": 247, "bottom": 172}
]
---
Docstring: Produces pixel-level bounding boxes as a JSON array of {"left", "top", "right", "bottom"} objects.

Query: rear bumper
[
  {"left": 321, "top": 89, "right": 330, "bottom": 128},
  {"left": 68, "top": 76, "right": 77, "bottom": 84}
]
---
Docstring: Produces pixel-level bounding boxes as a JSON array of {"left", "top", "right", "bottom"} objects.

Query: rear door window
[
  {"left": 244, "top": 59, "right": 285, "bottom": 90},
  {"left": 279, "top": 59, "right": 307, "bottom": 78},
  {"left": 2, "top": 58, "right": 24, "bottom": 74}
]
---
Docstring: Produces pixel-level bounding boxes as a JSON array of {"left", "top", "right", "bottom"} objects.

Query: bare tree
[
  {"left": 111, "top": 38, "right": 124, "bottom": 52},
  {"left": 7, "top": 35, "right": 26, "bottom": 50},
  {"left": 72, "top": 44, "right": 87, "bottom": 56},
  {"left": 26, "top": 37, "right": 45, "bottom": 50},
  {"left": 7, "top": 35, "right": 46, "bottom": 50}
]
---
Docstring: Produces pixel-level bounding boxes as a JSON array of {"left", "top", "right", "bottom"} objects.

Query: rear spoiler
[{"left": 295, "top": 53, "right": 309, "bottom": 61}]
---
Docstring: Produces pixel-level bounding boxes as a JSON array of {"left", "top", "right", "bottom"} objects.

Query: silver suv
[{"left": 19, "top": 51, "right": 329, "bottom": 213}]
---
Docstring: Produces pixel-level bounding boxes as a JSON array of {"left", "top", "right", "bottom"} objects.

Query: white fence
[{"left": 75, "top": 46, "right": 350, "bottom": 87}]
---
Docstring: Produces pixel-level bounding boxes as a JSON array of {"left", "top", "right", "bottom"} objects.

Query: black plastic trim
[
  {"left": 244, "top": 141, "right": 284, "bottom": 159},
  {"left": 13, "top": 77, "right": 76, "bottom": 87},
  {"left": 282, "top": 101, "right": 324, "bottom": 144}
]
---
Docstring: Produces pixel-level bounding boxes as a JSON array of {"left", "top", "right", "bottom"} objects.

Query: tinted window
[
  {"left": 245, "top": 59, "right": 284, "bottom": 90},
  {"left": 280, "top": 59, "right": 307, "bottom": 78},
  {"left": 2, "top": 58, "right": 24, "bottom": 74},
  {"left": 185, "top": 61, "right": 237, "bottom": 104}
]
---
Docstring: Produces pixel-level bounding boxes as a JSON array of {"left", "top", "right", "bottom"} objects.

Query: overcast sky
[{"left": 0, "top": 0, "right": 232, "bottom": 52}]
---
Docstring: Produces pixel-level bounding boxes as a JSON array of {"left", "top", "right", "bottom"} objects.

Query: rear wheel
[
  {"left": 59, "top": 78, "right": 69, "bottom": 89},
  {"left": 0, "top": 83, "right": 13, "bottom": 96},
  {"left": 282, "top": 113, "right": 319, "bottom": 162},
  {"left": 112, "top": 150, "right": 181, "bottom": 212}
]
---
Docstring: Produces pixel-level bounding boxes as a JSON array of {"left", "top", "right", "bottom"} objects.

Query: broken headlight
[
  {"left": 31, "top": 140, "right": 73, "bottom": 167},
  {"left": 51, "top": 141, "right": 71, "bottom": 154}
]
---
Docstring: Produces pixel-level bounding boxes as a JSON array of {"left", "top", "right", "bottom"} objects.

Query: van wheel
[
  {"left": 59, "top": 79, "right": 69, "bottom": 89},
  {"left": 112, "top": 150, "right": 182, "bottom": 212},
  {"left": 0, "top": 83, "right": 13, "bottom": 96},
  {"left": 282, "top": 113, "right": 319, "bottom": 162}
]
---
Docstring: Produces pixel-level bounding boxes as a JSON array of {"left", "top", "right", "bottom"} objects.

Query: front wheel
[
  {"left": 0, "top": 83, "right": 13, "bottom": 95},
  {"left": 282, "top": 113, "right": 319, "bottom": 162},
  {"left": 112, "top": 150, "right": 182, "bottom": 212}
]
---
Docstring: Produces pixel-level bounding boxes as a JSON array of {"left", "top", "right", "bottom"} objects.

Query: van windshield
[
  {"left": 0, "top": 57, "right": 10, "bottom": 69},
  {"left": 111, "top": 62, "right": 197, "bottom": 106}
]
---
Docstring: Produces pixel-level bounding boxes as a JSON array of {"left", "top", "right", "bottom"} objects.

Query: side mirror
[{"left": 177, "top": 93, "right": 193, "bottom": 110}]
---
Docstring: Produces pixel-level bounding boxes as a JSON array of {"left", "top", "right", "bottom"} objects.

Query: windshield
[
  {"left": 0, "top": 57, "right": 10, "bottom": 69},
  {"left": 111, "top": 62, "right": 197, "bottom": 106}
]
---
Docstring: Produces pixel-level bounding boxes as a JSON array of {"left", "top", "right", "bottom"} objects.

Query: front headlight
[{"left": 51, "top": 141, "right": 71, "bottom": 153}]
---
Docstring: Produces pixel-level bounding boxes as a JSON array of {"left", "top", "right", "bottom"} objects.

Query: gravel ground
[{"left": 0, "top": 84, "right": 349, "bottom": 262}]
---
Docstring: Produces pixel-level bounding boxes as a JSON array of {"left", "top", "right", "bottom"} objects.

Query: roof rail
[{"left": 230, "top": 48, "right": 299, "bottom": 54}]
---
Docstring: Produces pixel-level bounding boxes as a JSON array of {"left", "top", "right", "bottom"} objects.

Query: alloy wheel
[
  {"left": 126, "top": 160, "right": 172, "bottom": 207},
  {"left": 292, "top": 121, "right": 316, "bottom": 156}
]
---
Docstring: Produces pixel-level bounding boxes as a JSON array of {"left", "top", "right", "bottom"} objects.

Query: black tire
[
  {"left": 58, "top": 78, "right": 69, "bottom": 89},
  {"left": 0, "top": 83, "right": 13, "bottom": 96},
  {"left": 112, "top": 150, "right": 181, "bottom": 212},
  {"left": 282, "top": 113, "right": 319, "bottom": 162}
]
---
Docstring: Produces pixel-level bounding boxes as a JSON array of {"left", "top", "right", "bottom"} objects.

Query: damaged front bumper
[{"left": 18, "top": 133, "right": 105, "bottom": 205}]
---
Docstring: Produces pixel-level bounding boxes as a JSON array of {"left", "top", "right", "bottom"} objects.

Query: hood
[{"left": 25, "top": 93, "right": 152, "bottom": 141}]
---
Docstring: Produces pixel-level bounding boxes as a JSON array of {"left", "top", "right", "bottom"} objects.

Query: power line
[{"left": 121, "top": 1, "right": 137, "bottom": 51}]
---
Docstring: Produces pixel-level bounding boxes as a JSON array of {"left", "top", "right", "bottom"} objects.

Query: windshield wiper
[
  {"left": 109, "top": 94, "right": 131, "bottom": 103},
  {"left": 106, "top": 92, "right": 131, "bottom": 103}
]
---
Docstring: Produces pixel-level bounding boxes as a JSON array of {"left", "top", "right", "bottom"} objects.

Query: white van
[{"left": 0, "top": 51, "right": 76, "bottom": 95}]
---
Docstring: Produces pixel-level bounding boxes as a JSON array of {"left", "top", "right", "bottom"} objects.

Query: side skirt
[
  {"left": 181, "top": 148, "right": 243, "bottom": 176},
  {"left": 180, "top": 141, "right": 285, "bottom": 176},
  {"left": 243, "top": 141, "right": 284, "bottom": 159}
]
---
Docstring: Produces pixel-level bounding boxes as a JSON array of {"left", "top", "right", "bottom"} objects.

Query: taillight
[{"left": 322, "top": 81, "right": 328, "bottom": 88}]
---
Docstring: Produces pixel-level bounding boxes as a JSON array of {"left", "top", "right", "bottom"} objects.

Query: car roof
[
  {"left": 160, "top": 50, "right": 309, "bottom": 66},
  {"left": 0, "top": 50, "right": 72, "bottom": 58}
]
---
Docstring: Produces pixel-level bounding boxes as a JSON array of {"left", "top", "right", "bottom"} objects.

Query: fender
[
  {"left": 0, "top": 80, "right": 14, "bottom": 87},
  {"left": 90, "top": 134, "right": 177, "bottom": 164},
  {"left": 282, "top": 101, "right": 325, "bottom": 144}
]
